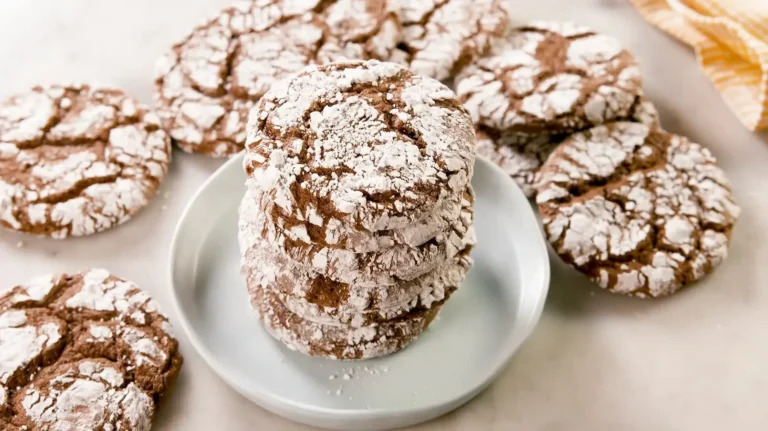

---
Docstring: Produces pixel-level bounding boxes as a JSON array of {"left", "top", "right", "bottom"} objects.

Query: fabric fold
[{"left": 630, "top": 0, "right": 768, "bottom": 131}]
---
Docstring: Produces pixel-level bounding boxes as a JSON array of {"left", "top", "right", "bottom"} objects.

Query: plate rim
[{"left": 167, "top": 152, "right": 551, "bottom": 421}]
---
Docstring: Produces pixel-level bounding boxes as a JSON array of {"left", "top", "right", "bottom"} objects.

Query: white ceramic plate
[{"left": 169, "top": 154, "right": 550, "bottom": 431}]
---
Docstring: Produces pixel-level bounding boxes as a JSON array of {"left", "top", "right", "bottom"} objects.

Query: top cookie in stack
[{"left": 239, "top": 60, "right": 477, "bottom": 360}]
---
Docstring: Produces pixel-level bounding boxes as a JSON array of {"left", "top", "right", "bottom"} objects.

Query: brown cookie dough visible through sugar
[
  {"left": 249, "top": 177, "right": 471, "bottom": 253},
  {"left": 0, "top": 84, "right": 171, "bottom": 238},
  {"left": 241, "top": 217, "right": 474, "bottom": 327},
  {"left": 244, "top": 60, "right": 476, "bottom": 240},
  {"left": 154, "top": 0, "right": 403, "bottom": 157},
  {"left": 456, "top": 21, "right": 643, "bottom": 135},
  {"left": 476, "top": 95, "right": 660, "bottom": 198},
  {"left": 0, "top": 269, "right": 182, "bottom": 430},
  {"left": 535, "top": 122, "right": 740, "bottom": 297},
  {"left": 391, "top": 0, "right": 510, "bottom": 81},
  {"left": 240, "top": 182, "right": 476, "bottom": 286}
]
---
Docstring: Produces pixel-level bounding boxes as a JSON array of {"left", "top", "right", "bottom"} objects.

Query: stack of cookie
[
  {"left": 238, "top": 60, "right": 477, "bottom": 360},
  {"left": 457, "top": 21, "right": 740, "bottom": 298}
]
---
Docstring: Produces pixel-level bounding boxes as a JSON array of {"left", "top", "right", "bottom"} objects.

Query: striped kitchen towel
[{"left": 630, "top": 0, "right": 768, "bottom": 131}]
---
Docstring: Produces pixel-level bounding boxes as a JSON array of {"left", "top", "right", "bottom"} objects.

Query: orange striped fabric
[{"left": 630, "top": 0, "right": 768, "bottom": 131}]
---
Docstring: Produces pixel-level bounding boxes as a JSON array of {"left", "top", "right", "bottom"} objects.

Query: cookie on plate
[
  {"left": 0, "top": 269, "right": 182, "bottom": 430},
  {"left": 241, "top": 201, "right": 474, "bottom": 326},
  {"left": 154, "top": 0, "right": 402, "bottom": 157},
  {"left": 0, "top": 84, "right": 171, "bottom": 238},
  {"left": 252, "top": 285, "right": 442, "bottom": 360},
  {"left": 476, "top": 95, "right": 660, "bottom": 198},
  {"left": 244, "top": 60, "right": 475, "bottom": 238},
  {"left": 535, "top": 122, "right": 740, "bottom": 297},
  {"left": 456, "top": 21, "right": 643, "bottom": 135},
  {"left": 239, "top": 184, "right": 476, "bottom": 286},
  {"left": 391, "top": 0, "right": 510, "bottom": 81}
]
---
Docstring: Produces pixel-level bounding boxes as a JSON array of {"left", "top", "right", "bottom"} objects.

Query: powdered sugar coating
[
  {"left": 536, "top": 122, "right": 740, "bottom": 297},
  {"left": 244, "top": 60, "right": 476, "bottom": 239},
  {"left": 239, "top": 184, "right": 476, "bottom": 285},
  {"left": 475, "top": 96, "right": 660, "bottom": 198},
  {"left": 248, "top": 176, "right": 468, "bottom": 253},
  {"left": 0, "top": 270, "right": 182, "bottom": 428},
  {"left": 253, "top": 286, "right": 441, "bottom": 360},
  {"left": 0, "top": 84, "right": 171, "bottom": 238},
  {"left": 391, "top": 0, "right": 510, "bottom": 81},
  {"left": 456, "top": 21, "right": 643, "bottom": 135},
  {"left": 240, "top": 190, "right": 475, "bottom": 325},
  {"left": 154, "top": 0, "right": 403, "bottom": 156},
  {"left": 16, "top": 360, "right": 153, "bottom": 431}
]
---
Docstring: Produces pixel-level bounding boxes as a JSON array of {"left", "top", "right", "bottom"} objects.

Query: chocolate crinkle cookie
[
  {"left": 456, "top": 21, "right": 644, "bottom": 135},
  {"left": 535, "top": 122, "right": 740, "bottom": 298},
  {"left": 0, "top": 269, "right": 182, "bottom": 430},
  {"left": 154, "top": 0, "right": 403, "bottom": 157},
  {"left": 0, "top": 84, "right": 171, "bottom": 238}
]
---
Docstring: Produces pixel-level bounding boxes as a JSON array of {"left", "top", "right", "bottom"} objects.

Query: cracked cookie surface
[
  {"left": 477, "top": 95, "right": 660, "bottom": 198},
  {"left": 390, "top": 0, "right": 510, "bottom": 81},
  {"left": 0, "top": 269, "right": 182, "bottom": 430},
  {"left": 240, "top": 188, "right": 474, "bottom": 325},
  {"left": 535, "top": 122, "right": 740, "bottom": 297},
  {"left": 248, "top": 175, "right": 470, "bottom": 253},
  {"left": 0, "top": 84, "right": 171, "bottom": 238},
  {"left": 244, "top": 60, "right": 476, "bottom": 244},
  {"left": 239, "top": 184, "right": 476, "bottom": 286},
  {"left": 457, "top": 21, "right": 643, "bottom": 135},
  {"left": 154, "top": 0, "right": 403, "bottom": 157}
]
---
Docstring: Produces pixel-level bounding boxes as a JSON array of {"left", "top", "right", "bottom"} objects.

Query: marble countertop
[{"left": 1, "top": 0, "right": 767, "bottom": 429}]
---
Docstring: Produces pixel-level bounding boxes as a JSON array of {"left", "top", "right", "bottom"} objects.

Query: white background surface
[{"left": 1, "top": 0, "right": 767, "bottom": 430}]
